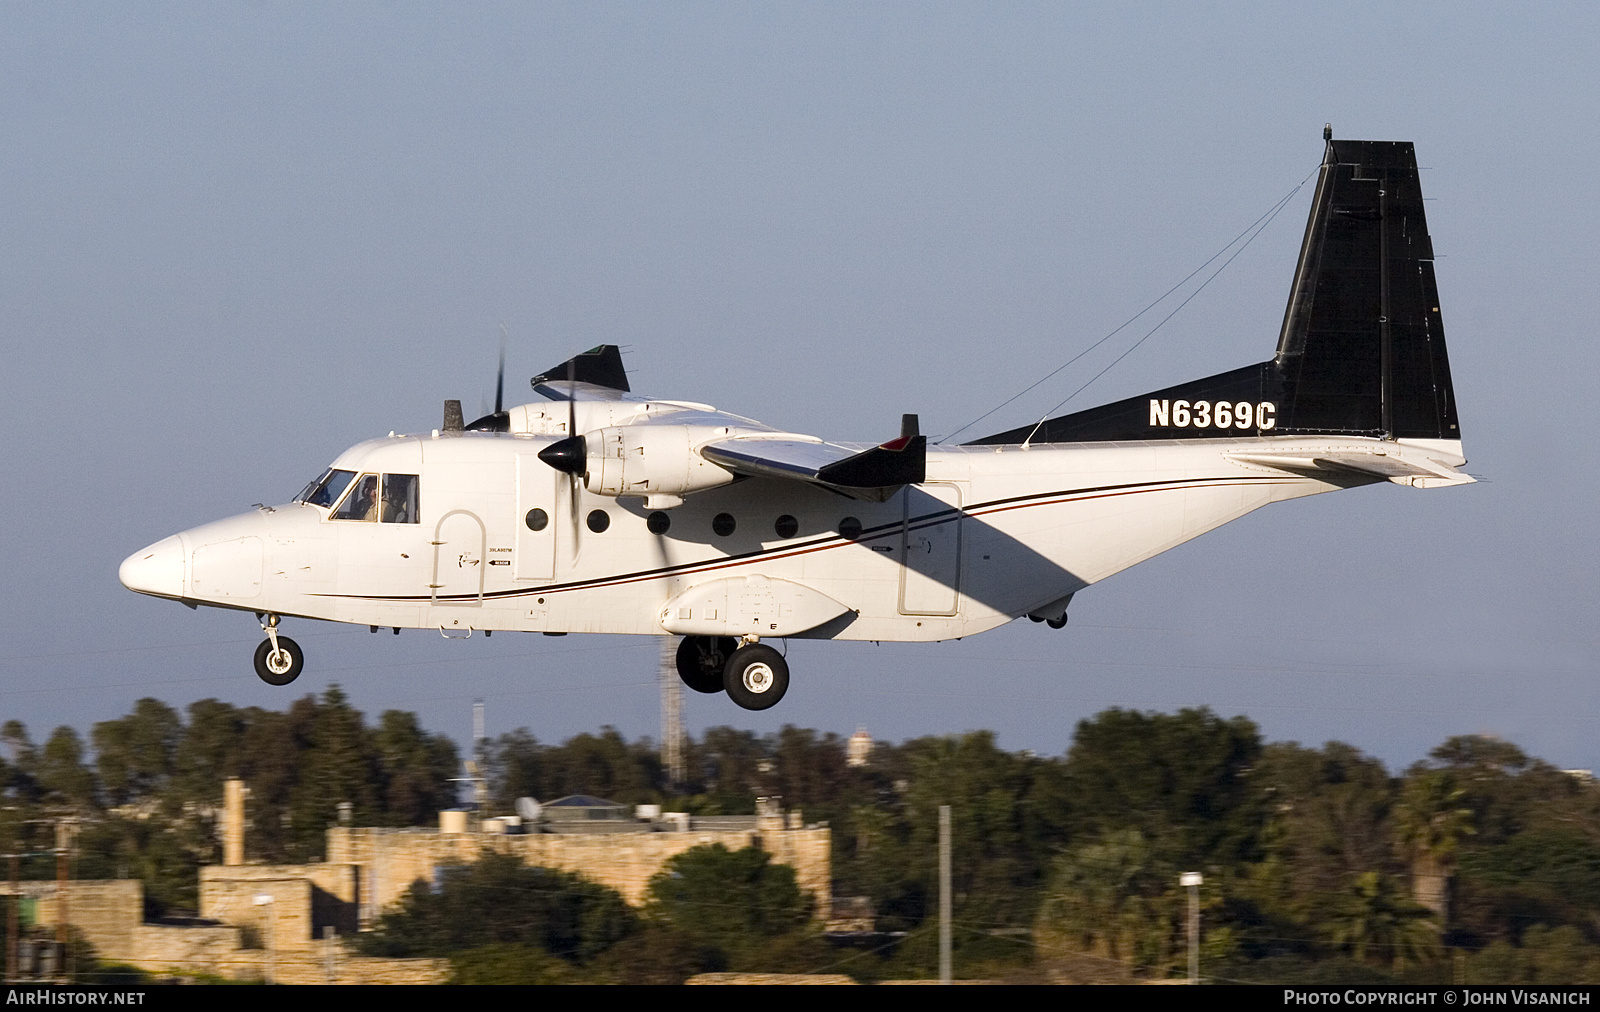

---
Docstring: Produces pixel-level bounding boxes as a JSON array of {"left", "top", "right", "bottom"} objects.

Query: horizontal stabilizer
[{"left": 1227, "top": 449, "right": 1475, "bottom": 488}]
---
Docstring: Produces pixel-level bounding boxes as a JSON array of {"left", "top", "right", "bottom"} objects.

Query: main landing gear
[
  {"left": 253, "top": 614, "right": 303, "bottom": 686},
  {"left": 1027, "top": 593, "right": 1074, "bottom": 630},
  {"left": 676, "top": 635, "right": 790, "bottom": 711}
]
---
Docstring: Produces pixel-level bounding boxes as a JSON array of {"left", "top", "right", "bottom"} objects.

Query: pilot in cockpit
[
  {"left": 336, "top": 474, "right": 380, "bottom": 521},
  {"left": 381, "top": 474, "right": 418, "bottom": 524},
  {"left": 363, "top": 477, "right": 383, "bottom": 521}
]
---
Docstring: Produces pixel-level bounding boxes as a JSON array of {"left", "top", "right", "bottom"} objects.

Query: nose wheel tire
[
  {"left": 723, "top": 643, "right": 789, "bottom": 711},
  {"left": 677, "top": 636, "right": 735, "bottom": 694},
  {"left": 254, "top": 636, "right": 304, "bottom": 686}
]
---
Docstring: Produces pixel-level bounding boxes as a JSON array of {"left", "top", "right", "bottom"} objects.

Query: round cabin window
[
  {"left": 525, "top": 508, "right": 549, "bottom": 532},
  {"left": 712, "top": 513, "right": 736, "bottom": 537},
  {"left": 587, "top": 510, "right": 610, "bottom": 534},
  {"left": 647, "top": 511, "right": 671, "bottom": 535}
]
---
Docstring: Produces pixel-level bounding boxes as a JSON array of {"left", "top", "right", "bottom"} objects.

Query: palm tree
[
  {"left": 1035, "top": 830, "right": 1176, "bottom": 975},
  {"left": 1323, "top": 870, "right": 1441, "bottom": 970},
  {"left": 1392, "top": 769, "right": 1475, "bottom": 925}
]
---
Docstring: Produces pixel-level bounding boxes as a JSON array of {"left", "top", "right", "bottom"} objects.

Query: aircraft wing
[{"left": 701, "top": 424, "right": 927, "bottom": 501}]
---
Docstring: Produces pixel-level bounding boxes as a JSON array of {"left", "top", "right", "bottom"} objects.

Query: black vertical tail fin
[
  {"left": 968, "top": 134, "right": 1462, "bottom": 445},
  {"left": 1274, "top": 135, "right": 1460, "bottom": 440}
]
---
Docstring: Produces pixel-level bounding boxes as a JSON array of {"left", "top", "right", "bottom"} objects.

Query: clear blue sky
[{"left": 3, "top": 3, "right": 1597, "bottom": 772}]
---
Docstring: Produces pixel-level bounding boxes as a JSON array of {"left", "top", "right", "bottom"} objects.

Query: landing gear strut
[{"left": 254, "top": 614, "right": 303, "bottom": 686}]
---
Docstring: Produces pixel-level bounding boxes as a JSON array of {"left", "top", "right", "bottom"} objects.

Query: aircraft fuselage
[{"left": 121, "top": 420, "right": 1463, "bottom": 643}]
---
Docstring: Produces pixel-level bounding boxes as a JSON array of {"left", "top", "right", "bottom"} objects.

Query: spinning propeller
[
  {"left": 463, "top": 326, "right": 510, "bottom": 432},
  {"left": 537, "top": 359, "right": 587, "bottom": 551}
]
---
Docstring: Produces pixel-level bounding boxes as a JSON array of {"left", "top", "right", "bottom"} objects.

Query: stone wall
[
  {"left": 7, "top": 879, "right": 445, "bottom": 984},
  {"left": 327, "top": 821, "right": 833, "bottom": 921},
  {"left": 5, "top": 807, "right": 829, "bottom": 984},
  {"left": 3, "top": 881, "right": 142, "bottom": 963},
  {"left": 200, "top": 863, "right": 359, "bottom": 949}
]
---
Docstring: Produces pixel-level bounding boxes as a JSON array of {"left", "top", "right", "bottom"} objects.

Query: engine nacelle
[{"left": 586, "top": 425, "right": 736, "bottom": 504}]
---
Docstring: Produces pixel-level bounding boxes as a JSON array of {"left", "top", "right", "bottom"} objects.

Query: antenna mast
[{"left": 659, "top": 639, "right": 684, "bottom": 790}]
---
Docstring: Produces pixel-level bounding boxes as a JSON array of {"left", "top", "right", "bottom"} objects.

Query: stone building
[{"left": 4, "top": 785, "right": 831, "bottom": 983}]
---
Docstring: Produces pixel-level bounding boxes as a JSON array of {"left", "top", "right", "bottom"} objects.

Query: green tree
[
  {"left": 373, "top": 709, "right": 458, "bottom": 827},
  {"left": 1035, "top": 829, "right": 1177, "bottom": 975},
  {"left": 359, "top": 850, "right": 635, "bottom": 963},
  {"left": 644, "top": 844, "right": 816, "bottom": 970},
  {"left": 691, "top": 726, "right": 770, "bottom": 813},
  {"left": 1063, "top": 707, "right": 1264, "bottom": 868},
  {"left": 1321, "top": 871, "right": 1440, "bottom": 970},
  {"left": 0, "top": 721, "right": 40, "bottom": 804},
  {"left": 488, "top": 725, "right": 666, "bottom": 808},
  {"left": 898, "top": 731, "right": 1056, "bottom": 931},
  {"left": 487, "top": 728, "right": 546, "bottom": 810},
  {"left": 38, "top": 726, "right": 97, "bottom": 811},
  {"left": 1392, "top": 769, "right": 1475, "bottom": 924},
  {"left": 92, "top": 698, "right": 180, "bottom": 809},
  {"left": 1467, "top": 925, "right": 1600, "bottom": 985},
  {"left": 1244, "top": 741, "right": 1399, "bottom": 932}
]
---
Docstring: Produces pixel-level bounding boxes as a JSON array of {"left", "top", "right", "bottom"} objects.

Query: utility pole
[
  {"left": 939, "top": 804, "right": 952, "bottom": 985},
  {"left": 7, "top": 850, "right": 17, "bottom": 982},
  {"left": 54, "top": 820, "right": 70, "bottom": 983},
  {"left": 472, "top": 698, "right": 485, "bottom": 763},
  {"left": 1180, "top": 871, "right": 1203, "bottom": 984},
  {"left": 659, "top": 638, "right": 683, "bottom": 790}
]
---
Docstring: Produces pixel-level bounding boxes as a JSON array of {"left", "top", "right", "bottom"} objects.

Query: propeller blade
[
  {"left": 568, "top": 359, "right": 581, "bottom": 553},
  {"left": 465, "top": 329, "right": 511, "bottom": 431},
  {"left": 566, "top": 358, "right": 577, "bottom": 438},
  {"left": 495, "top": 323, "right": 507, "bottom": 415}
]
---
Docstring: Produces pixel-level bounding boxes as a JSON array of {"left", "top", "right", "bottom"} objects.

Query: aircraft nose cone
[
  {"left": 538, "top": 434, "right": 587, "bottom": 474},
  {"left": 119, "top": 536, "right": 186, "bottom": 600}
]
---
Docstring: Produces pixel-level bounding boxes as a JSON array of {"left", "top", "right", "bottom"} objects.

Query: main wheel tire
[
  {"left": 253, "top": 636, "right": 304, "bottom": 686},
  {"left": 1046, "top": 615, "right": 1068, "bottom": 629},
  {"left": 723, "top": 643, "right": 789, "bottom": 711},
  {"left": 676, "top": 636, "right": 734, "bottom": 694}
]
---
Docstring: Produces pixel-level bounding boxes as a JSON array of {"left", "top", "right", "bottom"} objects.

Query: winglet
[
  {"left": 698, "top": 415, "right": 927, "bottom": 501},
  {"left": 817, "top": 429, "right": 926, "bottom": 489}
]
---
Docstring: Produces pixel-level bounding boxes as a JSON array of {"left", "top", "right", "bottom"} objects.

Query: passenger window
[
  {"left": 332, "top": 474, "right": 379, "bottom": 521},
  {"left": 382, "top": 474, "right": 419, "bottom": 524}
]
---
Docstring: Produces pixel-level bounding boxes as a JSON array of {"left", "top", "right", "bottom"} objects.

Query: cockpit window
[
  {"left": 381, "top": 474, "right": 419, "bottom": 524},
  {"left": 298, "top": 468, "right": 356, "bottom": 508},
  {"left": 332, "top": 473, "right": 380, "bottom": 521}
]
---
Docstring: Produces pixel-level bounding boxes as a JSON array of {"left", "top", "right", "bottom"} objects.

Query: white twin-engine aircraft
[{"left": 121, "top": 134, "right": 1471, "bottom": 711}]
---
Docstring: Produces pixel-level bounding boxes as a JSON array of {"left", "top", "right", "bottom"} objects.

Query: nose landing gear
[{"left": 253, "top": 614, "right": 304, "bottom": 686}]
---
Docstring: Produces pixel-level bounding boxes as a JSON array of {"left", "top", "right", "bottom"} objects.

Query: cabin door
[
  {"left": 899, "top": 483, "right": 963, "bottom": 616},
  {"left": 431, "top": 510, "right": 486, "bottom": 606}
]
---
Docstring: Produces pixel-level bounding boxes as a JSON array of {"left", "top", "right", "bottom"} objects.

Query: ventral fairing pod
[{"left": 122, "top": 133, "right": 1471, "bottom": 712}]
